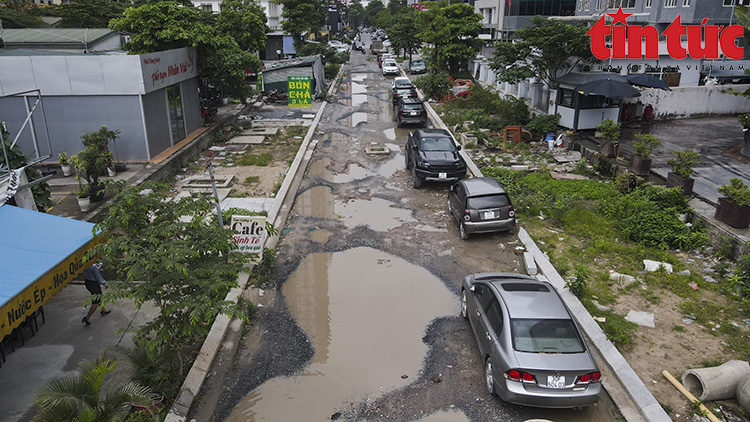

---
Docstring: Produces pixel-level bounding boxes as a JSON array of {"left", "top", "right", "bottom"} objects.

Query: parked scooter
[{"left": 263, "top": 89, "right": 288, "bottom": 104}]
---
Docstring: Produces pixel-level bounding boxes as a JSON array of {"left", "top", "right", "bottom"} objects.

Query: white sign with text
[{"left": 231, "top": 215, "right": 267, "bottom": 262}]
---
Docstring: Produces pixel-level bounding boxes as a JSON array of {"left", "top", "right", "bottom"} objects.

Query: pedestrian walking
[{"left": 81, "top": 262, "right": 111, "bottom": 326}]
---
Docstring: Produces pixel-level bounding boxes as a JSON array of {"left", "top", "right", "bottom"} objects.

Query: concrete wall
[{"left": 633, "top": 84, "right": 750, "bottom": 119}]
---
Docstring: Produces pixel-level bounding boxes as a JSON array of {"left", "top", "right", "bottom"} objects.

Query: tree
[
  {"left": 55, "top": 0, "right": 127, "bottom": 28},
  {"left": 489, "top": 16, "right": 593, "bottom": 89},
  {"left": 33, "top": 356, "right": 159, "bottom": 422},
  {"left": 109, "top": 1, "right": 260, "bottom": 102},
  {"left": 386, "top": 0, "right": 405, "bottom": 16},
  {"left": 0, "top": 4, "right": 44, "bottom": 28},
  {"left": 280, "top": 0, "right": 326, "bottom": 48},
  {"left": 92, "top": 182, "right": 251, "bottom": 376},
  {"left": 363, "top": 0, "right": 384, "bottom": 26},
  {"left": 418, "top": 3, "right": 481, "bottom": 77},
  {"left": 347, "top": 0, "right": 365, "bottom": 29},
  {"left": 216, "top": 0, "right": 268, "bottom": 52},
  {"left": 387, "top": 6, "right": 421, "bottom": 60}
]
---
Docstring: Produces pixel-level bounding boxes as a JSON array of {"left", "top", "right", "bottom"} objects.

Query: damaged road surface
[{"left": 192, "top": 46, "right": 624, "bottom": 422}]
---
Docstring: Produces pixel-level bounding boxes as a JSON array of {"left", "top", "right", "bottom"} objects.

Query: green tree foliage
[
  {"left": 363, "top": 0, "right": 385, "bottom": 26},
  {"left": 386, "top": 0, "right": 405, "bottom": 16},
  {"left": 0, "top": 4, "right": 44, "bottom": 28},
  {"left": 1, "top": 127, "right": 52, "bottom": 211},
  {"left": 92, "top": 182, "right": 252, "bottom": 374},
  {"left": 55, "top": 0, "right": 127, "bottom": 28},
  {"left": 371, "top": 9, "right": 391, "bottom": 30},
  {"left": 347, "top": 0, "right": 365, "bottom": 28},
  {"left": 413, "top": 72, "right": 453, "bottom": 101},
  {"left": 386, "top": 6, "right": 421, "bottom": 60},
  {"left": 33, "top": 356, "right": 159, "bottom": 422},
  {"left": 281, "top": 0, "right": 326, "bottom": 47},
  {"left": 216, "top": 0, "right": 268, "bottom": 52},
  {"left": 489, "top": 16, "right": 593, "bottom": 88},
  {"left": 418, "top": 3, "right": 481, "bottom": 77},
  {"left": 110, "top": 1, "right": 261, "bottom": 102}
]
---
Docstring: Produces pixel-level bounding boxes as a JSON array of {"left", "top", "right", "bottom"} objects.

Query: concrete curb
[{"left": 164, "top": 63, "right": 347, "bottom": 422}]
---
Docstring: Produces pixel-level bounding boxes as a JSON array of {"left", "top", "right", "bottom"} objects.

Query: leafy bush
[
  {"left": 524, "top": 113, "right": 561, "bottom": 141},
  {"left": 632, "top": 133, "right": 662, "bottom": 159},
  {"left": 414, "top": 72, "right": 453, "bottom": 100},
  {"left": 566, "top": 264, "right": 589, "bottom": 298},
  {"left": 295, "top": 42, "right": 337, "bottom": 64},
  {"left": 668, "top": 150, "right": 701, "bottom": 179},
  {"left": 596, "top": 119, "right": 621, "bottom": 143},
  {"left": 325, "top": 62, "right": 341, "bottom": 80},
  {"left": 718, "top": 178, "right": 750, "bottom": 206}
]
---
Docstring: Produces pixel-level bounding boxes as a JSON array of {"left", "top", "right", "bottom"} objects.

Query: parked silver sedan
[{"left": 461, "top": 273, "right": 602, "bottom": 408}]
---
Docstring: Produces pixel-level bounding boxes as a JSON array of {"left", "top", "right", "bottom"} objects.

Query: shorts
[{"left": 85, "top": 280, "right": 103, "bottom": 305}]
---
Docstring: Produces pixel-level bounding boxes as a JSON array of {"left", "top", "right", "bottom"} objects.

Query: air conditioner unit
[{"left": 120, "top": 34, "right": 131, "bottom": 45}]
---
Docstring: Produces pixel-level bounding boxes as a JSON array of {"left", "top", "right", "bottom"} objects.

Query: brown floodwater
[
  {"left": 296, "top": 185, "right": 416, "bottom": 231},
  {"left": 225, "top": 247, "right": 458, "bottom": 421},
  {"left": 416, "top": 409, "right": 470, "bottom": 422}
]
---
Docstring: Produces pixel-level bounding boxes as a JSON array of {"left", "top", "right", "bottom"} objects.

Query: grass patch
[
  {"left": 243, "top": 176, "right": 260, "bottom": 185},
  {"left": 236, "top": 153, "right": 273, "bottom": 166}
]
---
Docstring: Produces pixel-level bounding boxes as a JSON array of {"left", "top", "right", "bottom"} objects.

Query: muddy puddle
[
  {"left": 417, "top": 409, "right": 470, "bottom": 422},
  {"left": 351, "top": 81, "right": 368, "bottom": 107},
  {"left": 226, "top": 247, "right": 458, "bottom": 421},
  {"left": 376, "top": 143, "right": 404, "bottom": 179},
  {"left": 309, "top": 229, "right": 331, "bottom": 243},
  {"left": 296, "top": 185, "right": 415, "bottom": 231},
  {"left": 308, "top": 158, "right": 375, "bottom": 183}
]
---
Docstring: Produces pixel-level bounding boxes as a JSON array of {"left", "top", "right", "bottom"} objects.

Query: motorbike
[
  {"left": 200, "top": 98, "right": 218, "bottom": 124},
  {"left": 263, "top": 89, "right": 288, "bottom": 104}
]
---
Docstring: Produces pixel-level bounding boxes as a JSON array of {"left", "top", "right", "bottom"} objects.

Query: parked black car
[
  {"left": 394, "top": 97, "right": 427, "bottom": 128},
  {"left": 448, "top": 177, "right": 515, "bottom": 240},
  {"left": 392, "top": 86, "right": 418, "bottom": 106},
  {"left": 404, "top": 129, "right": 467, "bottom": 188}
]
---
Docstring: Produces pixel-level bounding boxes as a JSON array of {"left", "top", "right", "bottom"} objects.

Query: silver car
[{"left": 461, "top": 273, "right": 602, "bottom": 408}]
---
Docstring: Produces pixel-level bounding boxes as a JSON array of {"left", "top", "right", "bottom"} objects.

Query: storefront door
[{"left": 167, "top": 84, "right": 186, "bottom": 144}]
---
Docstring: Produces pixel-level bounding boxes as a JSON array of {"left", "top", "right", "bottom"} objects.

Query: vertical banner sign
[
  {"left": 231, "top": 215, "right": 267, "bottom": 263},
  {"left": 288, "top": 75, "right": 312, "bottom": 107},
  {"left": 257, "top": 72, "right": 263, "bottom": 94}
]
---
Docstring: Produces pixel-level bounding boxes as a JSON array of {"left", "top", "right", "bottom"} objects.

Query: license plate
[
  {"left": 410, "top": 112, "right": 417, "bottom": 116},
  {"left": 482, "top": 211, "right": 497, "bottom": 219},
  {"left": 547, "top": 376, "right": 566, "bottom": 389},
  {"left": 439, "top": 172, "right": 447, "bottom": 179}
]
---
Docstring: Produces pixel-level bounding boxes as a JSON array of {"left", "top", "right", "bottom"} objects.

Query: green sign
[
  {"left": 287, "top": 75, "right": 312, "bottom": 107},
  {"left": 257, "top": 72, "right": 263, "bottom": 93}
]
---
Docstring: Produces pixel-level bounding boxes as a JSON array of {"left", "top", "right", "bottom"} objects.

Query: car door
[
  {"left": 449, "top": 183, "right": 465, "bottom": 221},
  {"left": 469, "top": 283, "right": 497, "bottom": 355},
  {"left": 406, "top": 132, "right": 415, "bottom": 166}
]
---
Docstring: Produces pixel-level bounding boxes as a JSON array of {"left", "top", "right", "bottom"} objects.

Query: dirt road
[{"left": 190, "top": 42, "right": 625, "bottom": 422}]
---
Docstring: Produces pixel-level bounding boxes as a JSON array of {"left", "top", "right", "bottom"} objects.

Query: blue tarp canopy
[{"left": 0, "top": 205, "right": 96, "bottom": 309}]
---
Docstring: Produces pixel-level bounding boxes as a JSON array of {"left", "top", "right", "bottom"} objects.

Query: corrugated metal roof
[
  {"left": 264, "top": 55, "right": 321, "bottom": 72},
  {"left": 1, "top": 28, "right": 117, "bottom": 47}
]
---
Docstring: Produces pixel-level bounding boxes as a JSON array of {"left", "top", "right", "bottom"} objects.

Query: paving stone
[
  {"left": 242, "top": 127, "right": 278, "bottom": 136},
  {"left": 229, "top": 135, "right": 265, "bottom": 144},
  {"left": 626, "top": 310, "right": 655, "bottom": 328}
]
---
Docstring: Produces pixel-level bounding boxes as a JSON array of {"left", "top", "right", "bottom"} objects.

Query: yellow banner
[
  {"left": 288, "top": 75, "right": 312, "bottom": 107},
  {"left": 0, "top": 237, "right": 103, "bottom": 339}
]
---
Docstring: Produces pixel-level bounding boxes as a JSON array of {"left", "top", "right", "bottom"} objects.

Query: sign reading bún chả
[{"left": 288, "top": 75, "right": 312, "bottom": 107}]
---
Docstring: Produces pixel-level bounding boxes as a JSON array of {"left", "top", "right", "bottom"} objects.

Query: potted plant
[
  {"left": 58, "top": 150, "right": 73, "bottom": 177},
  {"left": 715, "top": 178, "right": 750, "bottom": 229},
  {"left": 70, "top": 154, "right": 91, "bottom": 212},
  {"left": 596, "top": 119, "right": 620, "bottom": 158},
  {"left": 666, "top": 150, "right": 701, "bottom": 196},
  {"left": 629, "top": 133, "right": 661, "bottom": 176},
  {"left": 71, "top": 126, "right": 116, "bottom": 201}
]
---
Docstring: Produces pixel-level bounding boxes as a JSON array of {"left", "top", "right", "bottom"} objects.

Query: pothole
[
  {"left": 225, "top": 247, "right": 458, "bottom": 421},
  {"left": 417, "top": 409, "right": 471, "bottom": 422}
]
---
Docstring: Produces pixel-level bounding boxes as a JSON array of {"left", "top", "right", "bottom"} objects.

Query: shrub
[
  {"left": 632, "top": 133, "right": 662, "bottom": 159},
  {"left": 525, "top": 114, "right": 561, "bottom": 140},
  {"left": 596, "top": 119, "right": 621, "bottom": 143},
  {"left": 739, "top": 113, "right": 750, "bottom": 127},
  {"left": 414, "top": 72, "right": 453, "bottom": 101},
  {"left": 668, "top": 150, "right": 701, "bottom": 179},
  {"left": 718, "top": 178, "right": 750, "bottom": 206},
  {"left": 325, "top": 62, "right": 340, "bottom": 80}
]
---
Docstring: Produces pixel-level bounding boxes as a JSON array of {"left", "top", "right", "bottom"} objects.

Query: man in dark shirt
[{"left": 81, "top": 262, "right": 111, "bottom": 326}]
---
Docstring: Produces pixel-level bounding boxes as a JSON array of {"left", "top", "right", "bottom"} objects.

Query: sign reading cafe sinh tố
[
  {"left": 231, "top": 215, "right": 268, "bottom": 263},
  {"left": 288, "top": 75, "right": 312, "bottom": 107}
]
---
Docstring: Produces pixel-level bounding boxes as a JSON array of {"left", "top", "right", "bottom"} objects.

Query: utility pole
[{"left": 207, "top": 159, "right": 224, "bottom": 228}]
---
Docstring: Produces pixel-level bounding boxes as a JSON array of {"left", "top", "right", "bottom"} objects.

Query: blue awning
[{"left": 0, "top": 205, "right": 98, "bottom": 336}]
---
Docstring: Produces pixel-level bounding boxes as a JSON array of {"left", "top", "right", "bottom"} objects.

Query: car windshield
[
  {"left": 402, "top": 103, "right": 423, "bottom": 110},
  {"left": 412, "top": 60, "right": 425, "bottom": 66},
  {"left": 420, "top": 136, "right": 455, "bottom": 151},
  {"left": 467, "top": 194, "right": 508, "bottom": 209},
  {"left": 511, "top": 319, "right": 585, "bottom": 354}
]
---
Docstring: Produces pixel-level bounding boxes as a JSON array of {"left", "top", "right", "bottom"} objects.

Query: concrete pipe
[
  {"left": 738, "top": 373, "right": 750, "bottom": 414},
  {"left": 682, "top": 360, "right": 750, "bottom": 402}
]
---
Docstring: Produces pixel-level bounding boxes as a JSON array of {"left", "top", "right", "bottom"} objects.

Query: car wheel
[
  {"left": 460, "top": 222, "right": 469, "bottom": 240},
  {"left": 404, "top": 151, "right": 410, "bottom": 169},
  {"left": 461, "top": 289, "right": 468, "bottom": 319},
  {"left": 485, "top": 357, "right": 496, "bottom": 395},
  {"left": 412, "top": 167, "right": 423, "bottom": 188}
]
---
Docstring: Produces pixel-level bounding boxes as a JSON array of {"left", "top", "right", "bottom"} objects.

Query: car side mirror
[
  {"left": 456, "top": 144, "right": 462, "bottom": 151},
  {"left": 469, "top": 285, "right": 476, "bottom": 292}
]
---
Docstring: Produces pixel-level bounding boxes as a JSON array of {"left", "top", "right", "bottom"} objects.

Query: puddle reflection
[
  {"left": 417, "top": 409, "right": 470, "bottom": 422},
  {"left": 226, "top": 247, "right": 458, "bottom": 421}
]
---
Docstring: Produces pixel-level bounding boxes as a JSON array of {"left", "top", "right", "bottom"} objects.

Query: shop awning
[{"left": 0, "top": 205, "right": 100, "bottom": 339}]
